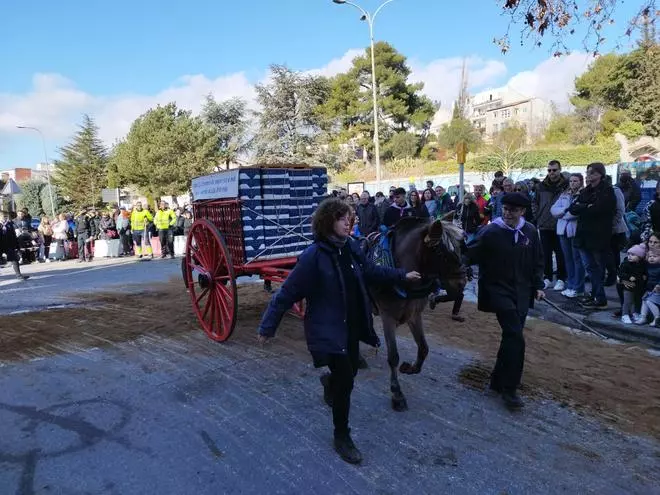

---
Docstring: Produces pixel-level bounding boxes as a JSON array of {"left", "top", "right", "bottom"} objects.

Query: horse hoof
[
  {"left": 399, "top": 362, "right": 420, "bottom": 375},
  {"left": 391, "top": 397, "right": 408, "bottom": 412}
]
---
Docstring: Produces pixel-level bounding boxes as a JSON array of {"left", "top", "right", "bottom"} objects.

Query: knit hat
[{"left": 627, "top": 243, "right": 647, "bottom": 258}]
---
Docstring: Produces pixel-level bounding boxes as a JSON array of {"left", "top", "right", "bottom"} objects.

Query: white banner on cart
[{"left": 191, "top": 170, "right": 239, "bottom": 200}]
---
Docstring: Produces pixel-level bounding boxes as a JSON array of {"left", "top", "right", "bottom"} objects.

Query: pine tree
[{"left": 54, "top": 115, "right": 108, "bottom": 209}]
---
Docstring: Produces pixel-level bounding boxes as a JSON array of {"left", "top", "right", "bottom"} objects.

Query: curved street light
[
  {"left": 332, "top": 0, "right": 396, "bottom": 188},
  {"left": 16, "top": 125, "right": 56, "bottom": 218}
]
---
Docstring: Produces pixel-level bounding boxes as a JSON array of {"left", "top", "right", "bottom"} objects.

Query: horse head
[{"left": 394, "top": 217, "right": 467, "bottom": 297}]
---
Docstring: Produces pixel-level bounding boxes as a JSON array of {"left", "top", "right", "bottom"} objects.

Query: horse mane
[
  {"left": 438, "top": 221, "right": 463, "bottom": 254},
  {"left": 394, "top": 216, "right": 463, "bottom": 255}
]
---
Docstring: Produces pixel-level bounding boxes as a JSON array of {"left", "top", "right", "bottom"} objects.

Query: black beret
[{"left": 501, "top": 192, "right": 531, "bottom": 208}]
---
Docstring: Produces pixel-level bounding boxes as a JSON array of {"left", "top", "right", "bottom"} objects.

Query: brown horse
[{"left": 368, "top": 216, "right": 466, "bottom": 411}]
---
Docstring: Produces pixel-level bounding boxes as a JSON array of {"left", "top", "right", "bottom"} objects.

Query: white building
[
  {"left": 431, "top": 86, "right": 552, "bottom": 143},
  {"left": 468, "top": 86, "right": 551, "bottom": 142}
]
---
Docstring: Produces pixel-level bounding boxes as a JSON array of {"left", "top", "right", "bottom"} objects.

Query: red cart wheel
[{"left": 185, "top": 219, "right": 237, "bottom": 342}]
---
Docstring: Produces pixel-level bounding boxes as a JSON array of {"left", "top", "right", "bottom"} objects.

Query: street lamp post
[
  {"left": 16, "top": 125, "right": 56, "bottom": 218},
  {"left": 332, "top": 0, "right": 395, "bottom": 189}
]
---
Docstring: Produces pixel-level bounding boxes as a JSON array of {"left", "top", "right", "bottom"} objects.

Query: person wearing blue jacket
[{"left": 257, "top": 197, "right": 420, "bottom": 465}]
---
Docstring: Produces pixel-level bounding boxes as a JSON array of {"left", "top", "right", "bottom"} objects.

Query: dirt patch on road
[
  {"left": 426, "top": 303, "right": 660, "bottom": 439},
  {"left": 2, "top": 281, "right": 660, "bottom": 440}
]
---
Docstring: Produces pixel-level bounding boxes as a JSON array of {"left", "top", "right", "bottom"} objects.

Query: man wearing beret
[{"left": 465, "top": 192, "right": 545, "bottom": 410}]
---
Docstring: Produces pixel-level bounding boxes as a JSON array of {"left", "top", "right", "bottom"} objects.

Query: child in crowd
[
  {"left": 635, "top": 242, "right": 660, "bottom": 326},
  {"left": 617, "top": 243, "right": 646, "bottom": 324}
]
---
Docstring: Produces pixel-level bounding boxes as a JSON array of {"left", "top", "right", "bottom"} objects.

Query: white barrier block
[{"left": 174, "top": 235, "right": 186, "bottom": 256}]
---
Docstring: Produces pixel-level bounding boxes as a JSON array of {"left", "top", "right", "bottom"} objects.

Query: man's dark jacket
[
  {"left": 0, "top": 221, "right": 19, "bottom": 258},
  {"left": 568, "top": 181, "right": 616, "bottom": 251},
  {"left": 258, "top": 238, "right": 406, "bottom": 355},
  {"left": 534, "top": 175, "right": 568, "bottom": 230},
  {"left": 356, "top": 202, "right": 380, "bottom": 235},
  {"left": 466, "top": 221, "right": 544, "bottom": 314},
  {"left": 75, "top": 215, "right": 91, "bottom": 237}
]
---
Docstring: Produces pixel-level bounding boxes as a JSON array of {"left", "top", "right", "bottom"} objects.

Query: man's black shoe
[
  {"left": 357, "top": 355, "right": 369, "bottom": 369},
  {"left": 320, "top": 374, "right": 333, "bottom": 407},
  {"left": 161, "top": 254, "right": 167, "bottom": 259},
  {"left": 502, "top": 392, "right": 524, "bottom": 410},
  {"left": 16, "top": 275, "right": 29, "bottom": 281},
  {"left": 333, "top": 433, "right": 362, "bottom": 464},
  {"left": 582, "top": 299, "right": 607, "bottom": 309}
]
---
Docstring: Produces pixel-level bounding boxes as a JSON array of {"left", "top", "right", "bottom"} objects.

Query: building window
[
  {"left": 493, "top": 111, "right": 498, "bottom": 118},
  {"left": 523, "top": 107, "right": 527, "bottom": 113},
  {"left": 493, "top": 123, "right": 499, "bottom": 133},
  {"left": 514, "top": 108, "right": 519, "bottom": 116},
  {"left": 503, "top": 109, "right": 511, "bottom": 119}
]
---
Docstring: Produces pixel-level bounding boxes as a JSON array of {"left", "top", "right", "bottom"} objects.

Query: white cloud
[
  {"left": 0, "top": 50, "right": 593, "bottom": 163},
  {"left": 506, "top": 51, "right": 594, "bottom": 111},
  {"left": 410, "top": 56, "right": 508, "bottom": 108},
  {"left": 304, "top": 49, "right": 363, "bottom": 77}
]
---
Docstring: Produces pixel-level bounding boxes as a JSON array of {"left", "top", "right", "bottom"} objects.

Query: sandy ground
[{"left": 2, "top": 280, "right": 659, "bottom": 443}]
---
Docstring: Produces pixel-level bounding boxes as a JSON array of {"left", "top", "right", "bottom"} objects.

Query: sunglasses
[
  {"left": 514, "top": 188, "right": 523, "bottom": 192},
  {"left": 548, "top": 168, "right": 559, "bottom": 172}
]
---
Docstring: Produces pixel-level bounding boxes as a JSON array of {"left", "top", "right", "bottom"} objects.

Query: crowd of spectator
[
  {"left": 4, "top": 202, "right": 194, "bottom": 264},
  {"left": 331, "top": 161, "right": 660, "bottom": 327}
]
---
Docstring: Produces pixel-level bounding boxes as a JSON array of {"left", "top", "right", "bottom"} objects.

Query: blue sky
[{"left": 0, "top": 0, "right": 640, "bottom": 167}]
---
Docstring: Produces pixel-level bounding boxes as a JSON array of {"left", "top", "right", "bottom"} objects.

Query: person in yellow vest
[
  {"left": 155, "top": 200, "right": 177, "bottom": 259},
  {"left": 130, "top": 201, "right": 154, "bottom": 259}
]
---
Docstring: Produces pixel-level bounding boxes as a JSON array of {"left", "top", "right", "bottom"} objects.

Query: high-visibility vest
[
  {"left": 130, "top": 209, "right": 153, "bottom": 231},
  {"left": 154, "top": 209, "right": 176, "bottom": 230}
]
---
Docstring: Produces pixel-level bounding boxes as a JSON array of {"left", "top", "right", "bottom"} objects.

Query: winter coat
[
  {"left": 465, "top": 221, "right": 544, "bottom": 314},
  {"left": 475, "top": 196, "right": 489, "bottom": 225},
  {"left": 376, "top": 198, "right": 392, "bottom": 222},
  {"left": 89, "top": 217, "right": 101, "bottom": 238},
  {"left": 456, "top": 202, "right": 481, "bottom": 234},
  {"left": 0, "top": 220, "right": 19, "bottom": 257},
  {"left": 355, "top": 202, "right": 380, "bottom": 236},
  {"left": 182, "top": 218, "right": 193, "bottom": 236},
  {"left": 99, "top": 217, "right": 117, "bottom": 240},
  {"left": 612, "top": 186, "right": 628, "bottom": 235},
  {"left": 115, "top": 214, "right": 130, "bottom": 232},
  {"left": 646, "top": 263, "right": 660, "bottom": 292},
  {"left": 436, "top": 193, "right": 454, "bottom": 215},
  {"left": 568, "top": 181, "right": 616, "bottom": 252},
  {"left": 383, "top": 203, "right": 415, "bottom": 228},
  {"left": 258, "top": 238, "right": 407, "bottom": 355},
  {"left": 617, "top": 259, "right": 646, "bottom": 291},
  {"left": 534, "top": 175, "right": 568, "bottom": 231},
  {"left": 74, "top": 215, "right": 91, "bottom": 237},
  {"left": 487, "top": 194, "right": 505, "bottom": 220},
  {"left": 616, "top": 178, "right": 641, "bottom": 212},
  {"left": 423, "top": 199, "right": 438, "bottom": 218},
  {"left": 640, "top": 198, "right": 660, "bottom": 242},
  {"left": 550, "top": 190, "right": 580, "bottom": 238},
  {"left": 409, "top": 203, "right": 430, "bottom": 219},
  {"left": 52, "top": 220, "right": 69, "bottom": 241}
]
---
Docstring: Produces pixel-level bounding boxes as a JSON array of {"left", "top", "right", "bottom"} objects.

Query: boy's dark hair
[
  {"left": 393, "top": 187, "right": 407, "bottom": 196},
  {"left": 312, "top": 197, "right": 351, "bottom": 240}
]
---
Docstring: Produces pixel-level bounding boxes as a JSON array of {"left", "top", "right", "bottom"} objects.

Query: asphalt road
[
  {"left": 0, "top": 257, "right": 185, "bottom": 315},
  {"left": 1, "top": 257, "right": 659, "bottom": 494}
]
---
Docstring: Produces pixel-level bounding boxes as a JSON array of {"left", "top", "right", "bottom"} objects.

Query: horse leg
[
  {"left": 399, "top": 312, "right": 429, "bottom": 375},
  {"left": 383, "top": 315, "right": 408, "bottom": 412}
]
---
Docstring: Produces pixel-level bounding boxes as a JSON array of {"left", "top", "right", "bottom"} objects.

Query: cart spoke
[
  {"left": 215, "top": 287, "right": 231, "bottom": 326},
  {"left": 202, "top": 291, "right": 215, "bottom": 322},
  {"left": 196, "top": 287, "right": 209, "bottom": 305}
]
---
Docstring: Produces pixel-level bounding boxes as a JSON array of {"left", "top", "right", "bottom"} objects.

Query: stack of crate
[{"left": 237, "top": 166, "right": 327, "bottom": 262}]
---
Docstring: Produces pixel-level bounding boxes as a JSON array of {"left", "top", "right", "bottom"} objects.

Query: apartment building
[{"left": 469, "top": 86, "right": 551, "bottom": 142}]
